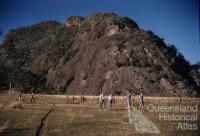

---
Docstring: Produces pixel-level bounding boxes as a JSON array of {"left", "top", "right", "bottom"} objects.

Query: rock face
[
  {"left": 0, "top": 13, "right": 199, "bottom": 96},
  {"left": 66, "top": 16, "right": 84, "bottom": 27}
]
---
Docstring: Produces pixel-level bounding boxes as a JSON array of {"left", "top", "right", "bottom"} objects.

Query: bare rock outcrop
[{"left": 0, "top": 13, "right": 199, "bottom": 96}]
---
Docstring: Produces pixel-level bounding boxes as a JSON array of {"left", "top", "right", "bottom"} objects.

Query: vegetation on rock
[{"left": 0, "top": 13, "right": 199, "bottom": 96}]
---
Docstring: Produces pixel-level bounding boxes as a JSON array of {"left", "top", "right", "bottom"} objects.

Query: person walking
[
  {"left": 138, "top": 93, "right": 144, "bottom": 111},
  {"left": 80, "top": 95, "right": 85, "bottom": 103},
  {"left": 108, "top": 94, "right": 113, "bottom": 110},
  {"left": 31, "top": 92, "right": 35, "bottom": 103},
  {"left": 99, "top": 92, "right": 106, "bottom": 111},
  {"left": 126, "top": 93, "right": 132, "bottom": 109}
]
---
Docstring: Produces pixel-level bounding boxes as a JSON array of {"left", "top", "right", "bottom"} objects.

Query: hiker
[
  {"left": 138, "top": 93, "right": 144, "bottom": 110},
  {"left": 31, "top": 92, "right": 35, "bottom": 103},
  {"left": 99, "top": 92, "right": 106, "bottom": 111},
  {"left": 80, "top": 95, "right": 85, "bottom": 103},
  {"left": 126, "top": 93, "right": 132, "bottom": 109},
  {"left": 108, "top": 94, "right": 113, "bottom": 110}
]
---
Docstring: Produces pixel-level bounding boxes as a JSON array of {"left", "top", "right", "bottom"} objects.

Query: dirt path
[
  {"left": 35, "top": 108, "right": 55, "bottom": 136},
  {"left": 128, "top": 107, "right": 160, "bottom": 134}
]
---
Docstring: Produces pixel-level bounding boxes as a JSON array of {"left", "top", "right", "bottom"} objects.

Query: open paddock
[{"left": 0, "top": 92, "right": 199, "bottom": 136}]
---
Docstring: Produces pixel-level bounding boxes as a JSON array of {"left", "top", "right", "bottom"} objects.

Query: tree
[
  {"left": 191, "top": 61, "right": 200, "bottom": 72},
  {"left": 167, "top": 44, "right": 177, "bottom": 57},
  {"left": 172, "top": 53, "right": 191, "bottom": 76}
]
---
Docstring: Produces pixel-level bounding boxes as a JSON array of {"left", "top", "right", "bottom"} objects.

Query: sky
[{"left": 0, "top": 0, "right": 199, "bottom": 64}]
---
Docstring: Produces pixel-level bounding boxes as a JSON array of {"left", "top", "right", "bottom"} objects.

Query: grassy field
[{"left": 0, "top": 91, "right": 199, "bottom": 136}]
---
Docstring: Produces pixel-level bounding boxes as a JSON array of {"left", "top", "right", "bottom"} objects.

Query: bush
[
  {"left": 13, "top": 70, "right": 41, "bottom": 93},
  {"left": 152, "top": 65, "right": 162, "bottom": 73},
  {"left": 167, "top": 44, "right": 177, "bottom": 57},
  {"left": 171, "top": 53, "right": 191, "bottom": 77},
  {"left": 170, "top": 75, "right": 183, "bottom": 81}
]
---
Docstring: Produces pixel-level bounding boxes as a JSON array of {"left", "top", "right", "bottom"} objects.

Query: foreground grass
[
  {"left": 0, "top": 105, "right": 51, "bottom": 136},
  {"left": 43, "top": 104, "right": 135, "bottom": 136}
]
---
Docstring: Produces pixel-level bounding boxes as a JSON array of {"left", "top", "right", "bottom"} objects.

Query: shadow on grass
[
  {"left": 114, "top": 108, "right": 126, "bottom": 111},
  {"left": 0, "top": 128, "right": 33, "bottom": 136}
]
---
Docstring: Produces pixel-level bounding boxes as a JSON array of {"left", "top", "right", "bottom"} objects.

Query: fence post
[{"left": 9, "top": 82, "right": 12, "bottom": 96}]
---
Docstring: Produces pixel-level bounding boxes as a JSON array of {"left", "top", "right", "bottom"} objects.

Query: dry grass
[
  {"left": 142, "top": 99, "right": 200, "bottom": 136},
  {"left": 43, "top": 104, "right": 134, "bottom": 136},
  {"left": 0, "top": 93, "right": 199, "bottom": 136},
  {"left": 9, "top": 101, "right": 23, "bottom": 109},
  {"left": 0, "top": 121, "right": 9, "bottom": 133},
  {"left": 0, "top": 103, "right": 5, "bottom": 109}
]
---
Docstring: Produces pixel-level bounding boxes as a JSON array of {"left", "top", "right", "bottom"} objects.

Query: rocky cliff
[{"left": 0, "top": 13, "right": 199, "bottom": 96}]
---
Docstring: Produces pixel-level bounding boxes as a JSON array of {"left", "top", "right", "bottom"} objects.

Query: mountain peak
[
  {"left": 66, "top": 13, "right": 139, "bottom": 29},
  {"left": 0, "top": 13, "right": 199, "bottom": 96}
]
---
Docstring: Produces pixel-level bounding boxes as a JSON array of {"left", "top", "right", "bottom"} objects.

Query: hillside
[{"left": 0, "top": 13, "right": 199, "bottom": 96}]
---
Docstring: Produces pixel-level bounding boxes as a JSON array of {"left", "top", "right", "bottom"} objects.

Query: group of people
[
  {"left": 24, "top": 92, "right": 144, "bottom": 110},
  {"left": 99, "top": 92, "right": 144, "bottom": 111},
  {"left": 99, "top": 93, "right": 113, "bottom": 111}
]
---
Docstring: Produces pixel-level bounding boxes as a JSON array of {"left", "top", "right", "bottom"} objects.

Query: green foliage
[
  {"left": 12, "top": 70, "right": 47, "bottom": 93},
  {"left": 191, "top": 62, "right": 200, "bottom": 72},
  {"left": 0, "top": 64, "right": 10, "bottom": 87},
  {"left": 170, "top": 74, "right": 183, "bottom": 81},
  {"left": 0, "top": 20, "right": 77, "bottom": 92},
  {"left": 172, "top": 53, "right": 191, "bottom": 77},
  {"left": 170, "top": 53, "right": 198, "bottom": 86},
  {"left": 167, "top": 44, "right": 177, "bottom": 57},
  {"left": 152, "top": 64, "right": 162, "bottom": 74},
  {"left": 3, "top": 20, "right": 61, "bottom": 45},
  {"left": 129, "top": 57, "right": 150, "bottom": 67},
  {"left": 113, "top": 16, "right": 139, "bottom": 29}
]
